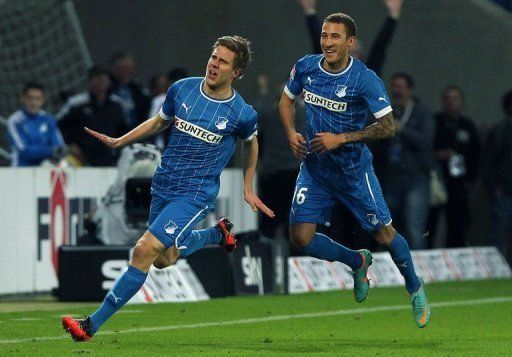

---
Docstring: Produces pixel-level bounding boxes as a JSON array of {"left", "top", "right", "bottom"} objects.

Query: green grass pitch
[{"left": 1, "top": 279, "right": 511, "bottom": 356}]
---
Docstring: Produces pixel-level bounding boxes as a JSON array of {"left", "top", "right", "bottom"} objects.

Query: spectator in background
[
  {"left": 384, "top": 72, "right": 436, "bottom": 249},
  {"left": 58, "top": 66, "right": 127, "bottom": 166},
  {"left": 428, "top": 86, "right": 480, "bottom": 247},
  {"left": 483, "top": 89, "right": 512, "bottom": 260},
  {"left": 256, "top": 74, "right": 305, "bottom": 239},
  {"left": 7, "top": 82, "right": 66, "bottom": 166},
  {"left": 149, "top": 67, "right": 189, "bottom": 150},
  {"left": 149, "top": 73, "right": 169, "bottom": 101},
  {"left": 109, "top": 51, "right": 151, "bottom": 130}
]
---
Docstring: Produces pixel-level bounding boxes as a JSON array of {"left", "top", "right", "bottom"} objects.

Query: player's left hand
[
  {"left": 244, "top": 191, "right": 275, "bottom": 218},
  {"left": 310, "top": 132, "right": 345, "bottom": 153}
]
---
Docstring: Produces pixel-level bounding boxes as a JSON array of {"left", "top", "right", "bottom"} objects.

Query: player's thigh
[
  {"left": 289, "top": 166, "right": 336, "bottom": 227},
  {"left": 148, "top": 196, "right": 209, "bottom": 250},
  {"left": 335, "top": 168, "right": 392, "bottom": 233}
]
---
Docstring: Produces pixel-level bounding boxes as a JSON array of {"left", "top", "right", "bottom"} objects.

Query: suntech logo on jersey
[
  {"left": 303, "top": 90, "right": 347, "bottom": 112},
  {"left": 174, "top": 117, "right": 223, "bottom": 144}
]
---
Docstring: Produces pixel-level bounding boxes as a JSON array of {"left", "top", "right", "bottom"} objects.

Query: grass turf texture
[{"left": 1, "top": 279, "right": 511, "bottom": 356}]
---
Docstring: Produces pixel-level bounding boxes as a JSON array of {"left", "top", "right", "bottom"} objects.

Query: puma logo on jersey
[
  {"left": 290, "top": 66, "right": 296, "bottom": 81},
  {"left": 378, "top": 97, "right": 388, "bottom": 102},
  {"left": 307, "top": 76, "right": 314, "bottom": 85},
  {"left": 181, "top": 102, "right": 191, "bottom": 113},
  {"left": 303, "top": 90, "right": 347, "bottom": 112},
  {"left": 174, "top": 117, "right": 223, "bottom": 144},
  {"left": 335, "top": 85, "right": 347, "bottom": 98},
  {"left": 215, "top": 116, "right": 228, "bottom": 130}
]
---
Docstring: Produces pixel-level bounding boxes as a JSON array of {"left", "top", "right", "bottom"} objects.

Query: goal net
[{"left": 0, "top": 0, "right": 92, "bottom": 163}]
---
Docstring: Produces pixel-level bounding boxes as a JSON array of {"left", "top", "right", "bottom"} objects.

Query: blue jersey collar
[
  {"left": 200, "top": 79, "right": 236, "bottom": 103},
  {"left": 318, "top": 56, "right": 353, "bottom": 76}
]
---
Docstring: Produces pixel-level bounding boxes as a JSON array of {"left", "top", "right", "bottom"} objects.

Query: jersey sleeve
[
  {"left": 237, "top": 106, "right": 258, "bottom": 141},
  {"left": 284, "top": 56, "right": 307, "bottom": 99},
  {"left": 159, "top": 82, "right": 180, "bottom": 120},
  {"left": 359, "top": 69, "right": 392, "bottom": 118}
]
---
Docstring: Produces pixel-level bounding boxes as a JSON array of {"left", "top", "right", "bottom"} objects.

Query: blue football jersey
[
  {"left": 285, "top": 55, "right": 392, "bottom": 181},
  {"left": 153, "top": 77, "right": 258, "bottom": 206}
]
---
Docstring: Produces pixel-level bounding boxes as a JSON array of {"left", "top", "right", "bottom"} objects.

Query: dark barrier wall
[{"left": 75, "top": 0, "right": 512, "bottom": 124}]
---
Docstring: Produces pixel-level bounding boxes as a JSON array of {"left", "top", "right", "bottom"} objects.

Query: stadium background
[
  {"left": 0, "top": 1, "right": 511, "bottom": 354},
  {"left": 73, "top": 0, "right": 512, "bottom": 125}
]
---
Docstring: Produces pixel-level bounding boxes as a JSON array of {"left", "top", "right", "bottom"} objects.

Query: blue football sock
[
  {"left": 301, "top": 233, "right": 362, "bottom": 270},
  {"left": 178, "top": 226, "right": 222, "bottom": 258},
  {"left": 388, "top": 231, "right": 421, "bottom": 294},
  {"left": 90, "top": 265, "right": 147, "bottom": 334}
]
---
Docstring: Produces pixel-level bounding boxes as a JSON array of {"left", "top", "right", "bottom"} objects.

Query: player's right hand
[
  {"left": 84, "top": 127, "right": 121, "bottom": 149},
  {"left": 244, "top": 191, "right": 275, "bottom": 218},
  {"left": 288, "top": 132, "right": 308, "bottom": 159}
]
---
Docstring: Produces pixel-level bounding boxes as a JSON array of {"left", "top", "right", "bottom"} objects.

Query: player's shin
[
  {"left": 177, "top": 227, "right": 222, "bottom": 258},
  {"left": 387, "top": 231, "right": 421, "bottom": 294},
  {"left": 301, "top": 233, "right": 362, "bottom": 270},
  {"left": 89, "top": 265, "right": 148, "bottom": 334}
]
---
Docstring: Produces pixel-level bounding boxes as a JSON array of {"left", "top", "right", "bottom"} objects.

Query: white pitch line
[
  {"left": 11, "top": 318, "right": 44, "bottom": 322},
  {"left": 1, "top": 296, "right": 511, "bottom": 345}
]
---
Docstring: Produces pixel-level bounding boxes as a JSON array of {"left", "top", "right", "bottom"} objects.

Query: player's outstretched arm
[
  {"left": 279, "top": 92, "right": 308, "bottom": 159},
  {"left": 311, "top": 112, "right": 395, "bottom": 153},
  {"left": 85, "top": 114, "right": 171, "bottom": 149},
  {"left": 242, "top": 137, "right": 275, "bottom": 218}
]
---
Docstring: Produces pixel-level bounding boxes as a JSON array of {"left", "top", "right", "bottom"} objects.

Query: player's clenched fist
[
  {"left": 288, "top": 132, "right": 308, "bottom": 159},
  {"left": 311, "top": 132, "right": 347, "bottom": 154}
]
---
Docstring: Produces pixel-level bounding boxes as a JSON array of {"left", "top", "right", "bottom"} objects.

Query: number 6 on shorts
[{"left": 295, "top": 187, "right": 308, "bottom": 204}]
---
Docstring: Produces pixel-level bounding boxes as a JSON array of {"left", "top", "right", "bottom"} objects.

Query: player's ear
[
  {"left": 232, "top": 69, "right": 241, "bottom": 80},
  {"left": 347, "top": 36, "right": 356, "bottom": 47}
]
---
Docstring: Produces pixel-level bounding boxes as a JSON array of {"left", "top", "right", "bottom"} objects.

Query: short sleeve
[
  {"left": 360, "top": 70, "right": 392, "bottom": 118},
  {"left": 284, "top": 56, "right": 307, "bottom": 99},
  {"left": 237, "top": 106, "right": 258, "bottom": 141},
  {"left": 159, "top": 83, "right": 178, "bottom": 120}
]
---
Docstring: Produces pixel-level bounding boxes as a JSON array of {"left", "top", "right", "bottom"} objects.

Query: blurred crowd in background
[{"left": 0, "top": 0, "right": 511, "bottom": 260}]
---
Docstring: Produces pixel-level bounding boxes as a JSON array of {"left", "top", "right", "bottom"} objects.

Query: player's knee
[
  {"left": 131, "top": 240, "right": 153, "bottom": 264},
  {"left": 289, "top": 227, "right": 314, "bottom": 248},
  {"left": 131, "top": 233, "right": 161, "bottom": 266},
  {"left": 290, "top": 235, "right": 310, "bottom": 248},
  {"left": 153, "top": 258, "right": 172, "bottom": 269},
  {"left": 153, "top": 248, "right": 179, "bottom": 269},
  {"left": 373, "top": 224, "right": 395, "bottom": 246}
]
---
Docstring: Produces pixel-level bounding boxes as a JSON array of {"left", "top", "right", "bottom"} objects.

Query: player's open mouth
[
  {"left": 324, "top": 49, "right": 336, "bottom": 56},
  {"left": 208, "top": 69, "right": 218, "bottom": 79}
]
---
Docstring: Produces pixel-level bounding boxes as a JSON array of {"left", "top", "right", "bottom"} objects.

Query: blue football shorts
[
  {"left": 148, "top": 192, "right": 210, "bottom": 250},
  {"left": 289, "top": 164, "right": 392, "bottom": 231}
]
